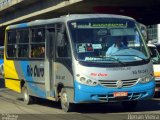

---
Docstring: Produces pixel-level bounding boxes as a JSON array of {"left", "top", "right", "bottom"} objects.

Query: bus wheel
[
  {"left": 122, "top": 101, "right": 137, "bottom": 111},
  {"left": 60, "top": 88, "right": 74, "bottom": 112},
  {"left": 22, "top": 86, "right": 33, "bottom": 105}
]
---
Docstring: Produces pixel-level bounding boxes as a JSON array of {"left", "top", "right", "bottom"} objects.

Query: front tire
[
  {"left": 60, "top": 88, "right": 74, "bottom": 112},
  {"left": 22, "top": 86, "right": 33, "bottom": 105}
]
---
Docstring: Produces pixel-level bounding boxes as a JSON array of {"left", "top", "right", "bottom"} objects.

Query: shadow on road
[
  {"left": 17, "top": 97, "right": 62, "bottom": 110},
  {"left": 25, "top": 97, "right": 160, "bottom": 113},
  {"left": 73, "top": 99, "right": 160, "bottom": 113}
]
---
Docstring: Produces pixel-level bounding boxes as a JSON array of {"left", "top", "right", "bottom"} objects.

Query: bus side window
[
  {"left": 57, "top": 31, "right": 71, "bottom": 58},
  {"left": 17, "top": 30, "right": 29, "bottom": 58},
  {"left": 31, "top": 45, "right": 45, "bottom": 58},
  {"left": 7, "top": 31, "right": 16, "bottom": 58},
  {"left": 7, "top": 45, "right": 16, "bottom": 58},
  {"left": 18, "top": 45, "right": 29, "bottom": 58},
  {"left": 31, "top": 28, "right": 45, "bottom": 59},
  {"left": 46, "top": 27, "right": 55, "bottom": 58},
  {"left": 32, "top": 28, "right": 45, "bottom": 42}
]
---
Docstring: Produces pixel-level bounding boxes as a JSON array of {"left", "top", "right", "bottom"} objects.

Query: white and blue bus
[{"left": 4, "top": 14, "right": 155, "bottom": 112}]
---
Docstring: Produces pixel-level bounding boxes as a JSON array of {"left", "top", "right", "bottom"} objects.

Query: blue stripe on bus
[
  {"left": 0, "top": 59, "right": 3, "bottom": 65},
  {"left": 17, "top": 23, "right": 28, "bottom": 28},
  {"left": 74, "top": 80, "right": 155, "bottom": 103},
  {"left": 19, "top": 61, "right": 46, "bottom": 98}
]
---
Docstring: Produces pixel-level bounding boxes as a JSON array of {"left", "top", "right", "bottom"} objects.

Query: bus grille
[
  {"left": 98, "top": 92, "right": 146, "bottom": 102},
  {"left": 99, "top": 79, "right": 138, "bottom": 88}
]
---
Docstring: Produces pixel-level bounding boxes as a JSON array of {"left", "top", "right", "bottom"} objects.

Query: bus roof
[{"left": 6, "top": 14, "right": 135, "bottom": 30}]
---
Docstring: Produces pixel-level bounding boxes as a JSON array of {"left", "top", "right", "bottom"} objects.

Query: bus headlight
[
  {"left": 138, "top": 75, "right": 154, "bottom": 84},
  {"left": 77, "top": 74, "right": 99, "bottom": 86}
]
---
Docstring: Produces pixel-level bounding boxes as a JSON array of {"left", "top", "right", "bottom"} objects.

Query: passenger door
[{"left": 45, "top": 26, "right": 56, "bottom": 98}]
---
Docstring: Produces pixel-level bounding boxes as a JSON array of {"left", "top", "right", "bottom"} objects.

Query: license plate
[{"left": 113, "top": 92, "right": 128, "bottom": 97}]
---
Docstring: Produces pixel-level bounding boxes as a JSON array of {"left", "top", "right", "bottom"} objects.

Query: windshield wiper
[
  {"left": 83, "top": 56, "right": 126, "bottom": 66},
  {"left": 112, "top": 54, "right": 148, "bottom": 61},
  {"left": 103, "top": 56, "right": 126, "bottom": 66}
]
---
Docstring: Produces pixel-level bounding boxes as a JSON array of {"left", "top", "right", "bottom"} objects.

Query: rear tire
[
  {"left": 60, "top": 88, "right": 74, "bottom": 112},
  {"left": 22, "top": 86, "right": 33, "bottom": 105},
  {"left": 122, "top": 101, "right": 138, "bottom": 111}
]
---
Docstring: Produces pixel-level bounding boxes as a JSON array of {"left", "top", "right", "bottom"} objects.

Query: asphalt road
[{"left": 0, "top": 79, "right": 160, "bottom": 120}]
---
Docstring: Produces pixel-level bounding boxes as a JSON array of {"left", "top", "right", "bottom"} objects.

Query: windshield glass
[
  {"left": 149, "top": 46, "right": 160, "bottom": 64},
  {"left": 68, "top": 18, "right": 149, "bottom": 63}
]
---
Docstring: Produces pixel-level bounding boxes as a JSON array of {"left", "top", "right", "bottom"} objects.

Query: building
[{"left": 147, "top": 24, "right": 160, "bottom": 43}]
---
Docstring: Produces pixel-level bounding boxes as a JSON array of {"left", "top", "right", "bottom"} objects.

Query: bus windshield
[{"left": 68, "top": 18, "right": 149, "bottom": 63}]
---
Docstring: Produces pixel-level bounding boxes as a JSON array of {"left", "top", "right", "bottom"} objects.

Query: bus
[
  {"left": 147, "top": 44, "right": 160, "bottom": 94},
  {"left": 0, "top": 46, "right": 4, "bottom": 76},
  {"left": 4, "top": 14, "right": 155, "bottom": 112}
]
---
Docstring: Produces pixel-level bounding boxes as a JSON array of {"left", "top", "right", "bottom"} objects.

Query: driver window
[{"left": 56, "top": 25, "right": 71, "bottom": 58}]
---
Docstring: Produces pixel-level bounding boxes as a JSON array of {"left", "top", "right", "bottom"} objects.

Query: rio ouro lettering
[{"left": 27, "top": 65, "right": 44, "bottom": 77}]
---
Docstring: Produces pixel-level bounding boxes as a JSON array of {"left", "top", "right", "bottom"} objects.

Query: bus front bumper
[{"left": 74, "top": 80, "right": 155, "bottom": 103}]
